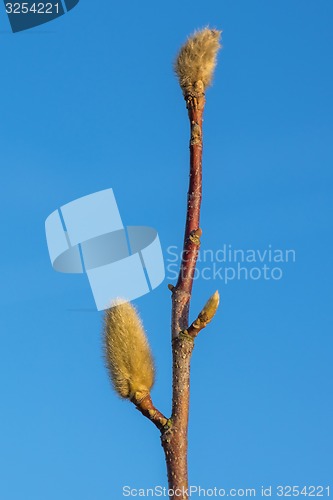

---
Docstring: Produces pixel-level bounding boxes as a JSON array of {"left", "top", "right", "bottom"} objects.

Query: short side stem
[{"left": 131, "top": 393, "right": 168, "bottom": 431}]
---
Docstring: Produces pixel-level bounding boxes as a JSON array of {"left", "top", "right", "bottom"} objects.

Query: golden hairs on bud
[
  {"left": 188, "top": 291, "right": 220, "bottom": 337},
  {"left": 104, "top": 300, "right": 155, "bottom": 402},
  {"left": 175, "top": 28, "right": 222, "bottom": 94},
  {"left": 200, "top": 290, "right": 220, "bottom": 324}
]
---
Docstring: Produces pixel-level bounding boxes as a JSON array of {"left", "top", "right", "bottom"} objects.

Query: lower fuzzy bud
[{"left": 104, "top": 300, "right": 155, "bottom": 400}]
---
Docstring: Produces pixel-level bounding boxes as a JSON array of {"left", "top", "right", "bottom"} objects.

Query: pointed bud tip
[{"left": 202, "top": 290, "right": 220, "bottom": 320}]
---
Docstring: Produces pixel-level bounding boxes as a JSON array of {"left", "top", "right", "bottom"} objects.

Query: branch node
[
  {"left": 178, "top": 330, "right": 195, "bottom": 343},
  {"left": 131, "top": 391, "right": 150, "bottom": 406},
  {"left": 185, "top": 90, "right": 205, "bottom": 111},
  {"left": 189, "top": 228, "right": 202, "bottom": 245},
  {"left": 161, "top": 419, "right": 173, "bottom": 434},
  {"left": 190, "top": 122, "right": 202, "bottom": 145}
]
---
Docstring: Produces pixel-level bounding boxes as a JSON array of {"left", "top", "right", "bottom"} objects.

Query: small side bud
[
  {"left": 188, "top": 291, "right": 220, "bottom": 337},
  {"left": 104, "top": 300, "right": 155, "bottom": 401},
  {"left": 200, "top": 290, "right": 220, "bottom": 323},
  {"left": 174, "top": 28, "right": 222, "bottom": 96}
]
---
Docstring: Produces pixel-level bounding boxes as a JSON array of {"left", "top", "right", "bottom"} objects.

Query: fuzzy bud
[
  {"left": 200, "top": 290, "right": 220, "bottom": 324},
  {"left": 175, "top": 28, "right": 222, "bottom": 95},
  {"left": 104, "top": 300, "right": 155, "bottom": 401},
  {"left": 190, "top": 290, "right": 220, "bottom": 334}
]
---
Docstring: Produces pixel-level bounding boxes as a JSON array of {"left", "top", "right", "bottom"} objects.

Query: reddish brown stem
[
  {"left": 177, "top": 101, "right": 204, "bottom": 294},
  {"left": 161, "top": 90, "right": 205, "bottom": 500},
  {"left": 131, "top": 393, "right": 168, "bottom": 431}
]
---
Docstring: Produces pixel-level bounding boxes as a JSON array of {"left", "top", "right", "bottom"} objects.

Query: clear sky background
[{"left": 0, "top": 1, "right": 332, "bottom": 499}]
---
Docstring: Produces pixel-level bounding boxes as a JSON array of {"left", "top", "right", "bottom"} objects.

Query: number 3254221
[{"left": 5, "top": 3, "right": 60, "bottom": 14}]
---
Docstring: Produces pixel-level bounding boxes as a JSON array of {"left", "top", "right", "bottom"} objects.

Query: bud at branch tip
[{"left": 175, "top": 27, "right": 222, "bottom": 96}]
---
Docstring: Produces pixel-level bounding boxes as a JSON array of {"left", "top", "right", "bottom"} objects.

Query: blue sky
[{"left": 0, "top": 1, "right": 332, "bottom": 499}]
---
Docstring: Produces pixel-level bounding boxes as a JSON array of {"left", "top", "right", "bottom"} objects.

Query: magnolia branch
[
  {"left": 103, "top": 27, "right": 222, "bottom": 500},
  {"left": 162, "top": 29, "right": 222, "bottom": 500}
]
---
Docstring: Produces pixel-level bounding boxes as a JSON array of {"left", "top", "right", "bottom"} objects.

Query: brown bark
[
  {"left": 129, "top": 87, "right": 214, "bottom": 499},
  {"left": 161, "top": 89, "right": 205, "bottom": 500}
]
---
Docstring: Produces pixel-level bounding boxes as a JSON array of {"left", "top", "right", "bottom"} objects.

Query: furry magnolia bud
[
  {"left": 175, "top": 28, "right": 222, "bottom": 95},
  {"left": 104, "top": 300, "right": 155, "bottom": 401}
]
